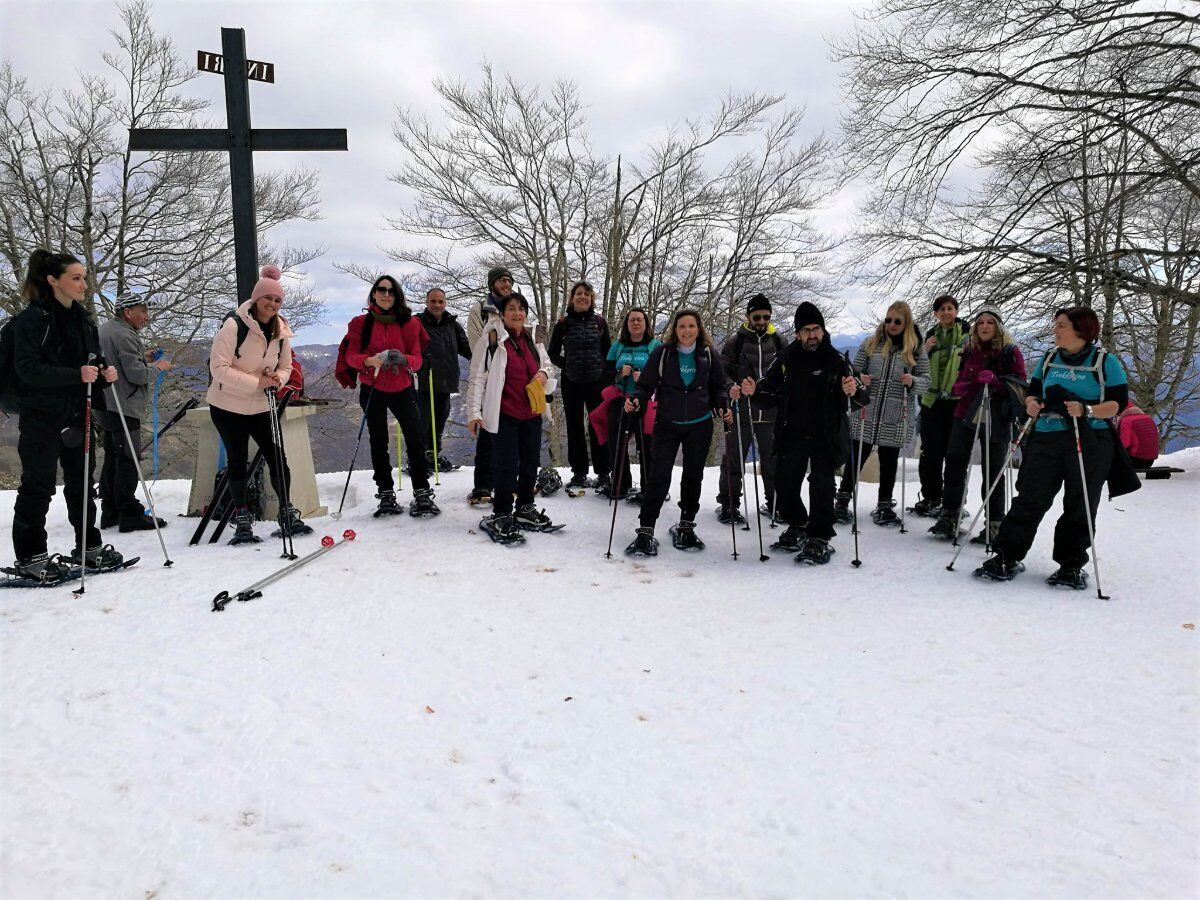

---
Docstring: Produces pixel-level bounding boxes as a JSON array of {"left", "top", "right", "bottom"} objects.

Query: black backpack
[
  {"left": 208, "top": 310, "right": 282, "bottom": 383},
  {"left": 0, "top": 307, "right": 51, "bottom": 415}
]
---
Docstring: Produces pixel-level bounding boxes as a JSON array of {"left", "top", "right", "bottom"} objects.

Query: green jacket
[{"left": 920, "top": 319, "right": 967, "bottom": 408}]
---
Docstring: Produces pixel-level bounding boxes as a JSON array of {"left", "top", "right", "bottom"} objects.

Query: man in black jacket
[
  {"left": 749, "top": 302, "right": 868, "bottom": 564},
  {"left": 416, "top": 288, "right": 471, "bottom": 471}
]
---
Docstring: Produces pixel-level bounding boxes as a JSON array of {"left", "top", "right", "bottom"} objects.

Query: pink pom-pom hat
[{"left": 251, "top": 264, "right": 285, "bottom": 301}]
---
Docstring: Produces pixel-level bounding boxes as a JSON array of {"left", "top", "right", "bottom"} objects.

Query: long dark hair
[
  {"left": 618, "top": 307, "right": 652, "bottom": 345},
  {"left": 21, "top": 249, "right": 82, "bottom": 306},
  {"left": 360, "top": 274, "right": 411, "bottom": 350}
]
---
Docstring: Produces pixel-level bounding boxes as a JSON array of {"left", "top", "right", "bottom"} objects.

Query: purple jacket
[{"left": 952, "top": 342, "right": 1026, "bottom": 420}]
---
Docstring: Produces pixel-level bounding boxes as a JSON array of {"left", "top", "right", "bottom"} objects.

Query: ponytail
[{"left": 21, "top": 249, "right": 81, "bottom": 306}]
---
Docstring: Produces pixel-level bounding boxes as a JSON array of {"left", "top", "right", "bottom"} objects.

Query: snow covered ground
[{"left": 2, "top": 450, "right": 1198, "bottom": 898}]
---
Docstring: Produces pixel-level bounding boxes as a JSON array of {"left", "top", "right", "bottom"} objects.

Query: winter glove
[
  {"left": 977, "top": 369, "right": 998, "bottom": 386},
  {"left": 525, "top": 378, "right": 547, "bottom": 415},
  {"left": 380, "top": 349, "right": 407, "bottom": 374}
]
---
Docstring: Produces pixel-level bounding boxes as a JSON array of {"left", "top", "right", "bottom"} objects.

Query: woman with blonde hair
[
  {"left": 929, "top": 305, "right": 1026, "bottom": 543},
  {"left": 836, "top": 301, "right": 930, "bottom": 526}
]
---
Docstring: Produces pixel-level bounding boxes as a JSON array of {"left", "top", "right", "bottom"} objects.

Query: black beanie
[
  {"left": 487, "top": 267, "right": 514, "bottom": 293},
  {"left": 747, "top": 293, "right": 772, "bottom": 315},
  {"left": 793, "top": 301, "right": 825, "bottom": 331}
]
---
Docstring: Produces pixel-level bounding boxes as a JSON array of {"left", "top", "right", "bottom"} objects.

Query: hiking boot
[
  {"left": 119, "top": 510, "right": 166, "bottom": 532},
  {"left": 715, "top": 504, "right": 747, "bottom": 526},
  {"left": 374, "top": 489, "right": 403, "bottom": 517},
  {"left": 975, "top": 552, "right": 1025, "bottom": 582},
  {"left": 566, "top": 474, "right": 591, "bottom": 491},
  {"left": 12, "top": 552, "right": 75, "bottom": 583},
  {"left": 910, "top": 497, "right": 942, "bottom": 518},
  {"left": 760, "top": 503, "right": 787, "bottom": 524},
  {"left": 1046, "top": 566, "right": 1088, "bottom": 590},
  {"left": 481, "top": 513, "right": 524, "bottom": 544},
  {"left": 409, "top": 488, "right": 441, "bottom": 518},
  {"left": 514, "top": 504, "right": 557, "bottom": 532},
  {"left": 625, "top": 526, "right": 659, "bottom": 556},
  {"left": 870, "top": 501, "right": 901, "bottom": 527},
  {"left": 69, "top": 543, "right": 124, "bottom": 571},
  {"left": 99, "top": 508, "right": 119, "bottom": 530},
  {"left": 274, "top": 506, "right": 313, "bottom": 537},
  {"left": 833, "top": 492, "right": 852, "bottom": 525},
  {"left": 595, "top": 474, "right": 612, "bottom": 494},
  {"left": 467, "top": 487, "right": 493, "bottom": 505},
  {"left": 969, "top": 523, "right": 1001, "bottom": 546},
  {"left": 771, "top": 525, "right": 807, "bottom": 552},
  {"left": 437, "top": 454, "right": 461, "bottom": 472},
  {"left": 230, "top": 507, "right": 262, "bottom": 545},
  {"left": 928, "top": 515, "right": 961, "bottom": 541},
  {"left": 795, "top": 537, "right": 833, "bottom": 565},
  {"left": 670, "top": 519, "right": 705, "bottom": 551}
]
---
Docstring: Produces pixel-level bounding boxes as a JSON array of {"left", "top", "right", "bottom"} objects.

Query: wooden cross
[{"left": 128, "top": 27, "right": 347, "bottom": 304}]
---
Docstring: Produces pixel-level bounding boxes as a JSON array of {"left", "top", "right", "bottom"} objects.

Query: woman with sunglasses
[
  {"left": 343, "top": 275, "right": 438, "bottom": 518},
  {"left": 835, "top": 301, "right": 929, "bottom": 526},
  {"left": 603, "top": 307, "right": 660, "bottom": 500}
]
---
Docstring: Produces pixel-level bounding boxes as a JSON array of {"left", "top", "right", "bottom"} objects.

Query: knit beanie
[
  {"left": 251, "top": 264, "right": 284, "bottom": 301},
  {"left": 487, "top": 267, "right": 514, "bottom": 293},
  {"left": 793, "top": 301, "right": 826, "bottom": 331},
  {"left": 114, "top": 292, "right": 148, "bottom": 312},
  {"left": 973, "top": 303, "right": 1004, "bottom": 326},
  {"left": 747, "top": 293, "right": 772, "bottom": 315}
]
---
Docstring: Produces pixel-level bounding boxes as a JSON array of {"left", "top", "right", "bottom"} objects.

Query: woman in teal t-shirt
[
  {"left": 604, "top": 307, "right": 660, "bottom": 498},
  {"left": 978, "top": 306, "right": 1129, "bottom": 589}
]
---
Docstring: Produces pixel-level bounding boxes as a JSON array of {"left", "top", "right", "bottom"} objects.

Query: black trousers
[
  {"left": 474, "top": 429, "right": 494, "bottom": 491},
  {"left": 838, "top": 444, "right": 901, "bottom": 503},
  {"left": 917, "top": 399, "right": 958, "bottom": 504},
  {"left": 209, "top": 405, "right": 291, "bottom": 511},
  {"left": 417, "top": 388, "right": 452, "bottom": 459},
  {"left": 774, "top": 438, "right": 840, "bottom": 541},
  {"left": 941, "top": 418, "right": 1008, "bottom": 523},
  {"left": 717, "top": 405, "right": 777, "bottom": 510},
  {"left": 96, "top": 409, "right": 145, "bottom": 516},
  {"left": 12, "top": 410, "right": 101, "bottom": 560},
  {"left": 561, "top": 376, "right": 609, "bottom": 478},
  {"left": 361, "top": 385, "right": 429, "bottom": 493},
  {"left": 606, "top": 399, "right": 652, "bottom": 492},
  {"left": 639, "top": 418, "right": 713, "bottom": 528},
  {"left": 993, "top": 427, "right": 1113, "bottom": 567},
  {"left": 492, "top": 413, "right": 542, "bottom": 517}
]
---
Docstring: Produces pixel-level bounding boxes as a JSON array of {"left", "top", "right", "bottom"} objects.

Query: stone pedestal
[{"left": 187, "top": 404, "right": 327, "bottom": 520}]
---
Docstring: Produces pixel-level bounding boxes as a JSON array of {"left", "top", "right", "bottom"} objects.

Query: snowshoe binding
[
  {"left": 467, "top": 487, "right": 493, "bottom": 506},
  {"left": 870, "top": 501, "right": 901, "bottom": 527},
  {"left": 229, "top": 507, "right": 263, "bottom": 545},
  {"left": 1046, "top": 566, "right": 1088, "bottom": 590},
  {"left": 770, "top": 524, "right": 807, "bottom": 553},
  {"left": 427, "top": 450, "right": 461, "bottom": 472},
  {"left": 928, "top": 515, "right": 962, "bottom": 542},
  {"left": 373, "top": 489, "right": 404, "bottom": 517},
  {"left": 974, "top": 553, "right": 1026, "bottom": 582},
  {"left": 670, "top": 519, "right": 705, "bottom": 552},
  {"left": 535, "top": 467, "right": 563, "bottom": 497},
  {"left": 908, "top": 497, "right": 942, "bottom": 519},
  {"left": 68, "top": 543, "right": 138, "bottom": 574},
  {"left": 480, "top": 513, "right": 526, "bottom": 546},
  {"left": 514, "top": 504, "right": 564, "bottom": 533},
  {"left": 795, "top": 537, "right": 834, "bottom": 566},
  {"left": 833, "top": 492, "right": 853, "bottom": 525},
  {"left": 715, "top": 504, "right": 747, "bottom": 526},
  {"left": 272, "top": 506, "right": 313, "bottom": 538},
  {"left": 1, "top": 553, "right": 80, "bottom": 587},
  {"left": 624, "top": 526, "right": 659, "bottom": 557},
  {"left": 409, "top": 488, "right": 441, "bottom": 518},
  {"left": 564, "top": 474, "right": 591, "bottom": 498},
  {"left": 624, "top": 489, "right": 643, "bottom": 505}
]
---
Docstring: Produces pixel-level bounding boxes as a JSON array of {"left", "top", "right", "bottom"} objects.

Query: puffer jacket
[
  {"left": 719, "top": 324, "right": 785, "bottom": 421},
  {"left": 849, "top": 337, "right": 930, "bottom": 448},
  {"left": 206, "top": 300, "right": 293, "bottom": 415},
  {"left": 549, "top": 307, "right": 610, "bottom": 384},
  {"left": 344, "top": 312, "right": 428, "bottom": 393},
  {"left": 634, "top": 342, "right": 731, "bottom": 424},
  {"left": 11, "top": 297, "right": 104, "bottom": 418}
]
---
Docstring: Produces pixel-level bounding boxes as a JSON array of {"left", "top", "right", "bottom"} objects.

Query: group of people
[{"left": 4, "top": 249, "right": 1143, "bottom": 591}]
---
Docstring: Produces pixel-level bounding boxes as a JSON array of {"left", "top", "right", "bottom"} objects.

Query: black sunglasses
[
  {"left": 374, "top": 285, "right": 396, "bottom": 296},
  {"left": 750, "top": 313, "right": 771, "bottom": 322},
  {"left": 884, "top": 317, "right": 905, "bottom": 326}
]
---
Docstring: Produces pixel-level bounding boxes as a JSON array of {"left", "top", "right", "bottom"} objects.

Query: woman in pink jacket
[
  {"left": 344, "top": 275, "right": 438, "bottom": 517},
  {"left": 207, "top": 265, "right": 309, "bottom": 544}
]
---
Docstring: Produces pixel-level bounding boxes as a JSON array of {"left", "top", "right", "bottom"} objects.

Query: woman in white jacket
[{"left": 466, "top": 292, "right": 558, "bottom": 544}]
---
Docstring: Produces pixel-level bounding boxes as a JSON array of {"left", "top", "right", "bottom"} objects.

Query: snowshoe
[
  {"left": 595, "top": 474, "right": 612, "bottom": 494},
  {"left": 795, "top": 537, "right": 834, "bottom": 566},
  {"left": 565, "top": 474, "right": 590, "bottom": 498},
  {"left": 229, "top": 508, "right": 263, "bottom": 545},
  {"left": 68, "top": 543, "right": 136, "bottom": 573},
  {"left": 715, "top": 504, "right": 747, "bottom": 526},
  {"left": 969, "top": 524, "right": 1000, "bottom": 546},
  {"left": 535, "top": 467, "right": 563, "bottom": 497},
  {"left": 437, "top": 455, "right": 461, "bottom": 472},
  {"left": 928, "top": 516, "right": 962, "bottom": 541},
  {"left": 908, "top": 497, "right": 942, "bottom": 518},
  {"left": 1046, "top": 566, "right": 1088, "bottom": 590},
  {"left": 514, "top": 504, "right": 565, "bottom": 533},
  {"left": 770, "top": 525, "right": 807, "bottom": 553},
  {"left": 1, "top": 553, "right": 79, "bottom": 587},
  {"left": 409, "top": 488, "right": 441, "bottom": 519},
  {"left": 467, "top": 487, "right": 493, "bottom": 506},
  {"left": 870, "top": 501, "right": 901, "bottom": 528},
  {"left": 119, "top": 510, "right": 166, "bottom": 532},
  {"left": 624, "top": 527, "right": 658, "bottom": 557},
  {"left": 272, "top": 506, "right": 314, "bottom": 538},
  {"left": 974, "top": 554, "right": 1025, "bottom": 582},
  {"left": 670, "top": 520, "right": 705, "bottom": 552},
  {"left": 373, "top": 489, "right": 404, "bottom": 517},
  {"left": 833, "top": 493, "right": 853, "bottom": 525},
  {"left": 624, "top": 488, "right": 643, "bottom": 505},
  {"left": 480, "top": 513, "right": 526, "bottom": 546},
  {"left": 761, "top": 503, "right": 786, "bottom": 524}
]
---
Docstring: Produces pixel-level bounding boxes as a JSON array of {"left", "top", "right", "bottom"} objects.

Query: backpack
[
  {"left": 208, "top": 309, "right": 282, "bottom": 384},
  {"left": 334, "top": 334, "right": 357, "bottom": 389},
  {"left": 0, "top": 307, "right": 51, "bottom": 415},
  {"left": 658, "top": 344, "right": 715, "bottom": 379}
]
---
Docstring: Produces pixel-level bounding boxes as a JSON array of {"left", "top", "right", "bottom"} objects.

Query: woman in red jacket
[{"left": 344, "top": 276, "right": 438, "bottom": 517}]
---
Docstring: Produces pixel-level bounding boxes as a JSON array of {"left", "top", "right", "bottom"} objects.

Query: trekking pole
[
  {"left": 429, "top": 370, "right": 440, "bottom": 485},
  {"left": 947, "top": 416, "right": 1033, "bottom": 572},
  {"left": 397, "top": 421, "right": 403, "bottom": 491},
  {"left": 747, "top": 419, "right": 769, "bottom": 562},
  {"left": 1072, "top": 415, "right": 1110, "bottom": 600},
  {"left": 733, "top": 400, "right": 751, "bottom": 531},
  {"left": 604, "top": 407, "right": 629, "bottom": 558},
  {"left": 213, "top": 529, "right": 357, "bottom": 611},
  {"left": 842, "top": 351, "right": 863, "bottom": 568},
  {"left": 983, "top": 391, "right": 992, "bottom": 551},
  {"left": 106, "top": 381, "right": 172, "bottom": 568},
  {"left": 952, "top": 385, "right": 987, "bottom": 547},
  {"left": 155, "top": 397, "right": 199, "bottom": 442},
  {"left": 265, "top": 388, "right": 297, "bottom": 561},
  {"left": 332, "top": 371, "right": 378, "bottom": 520},
  {"left": 151, "top": 356, "right": 164, "bottom": 480},
  {"left": 723, "top": 405, "right": 739, "bottom": 560},
  {"left": 899, "top": 385, "right": 911, "bottom": 534},
  {"left": 73, "top": 355, "right": 97, "bottom": 598}
]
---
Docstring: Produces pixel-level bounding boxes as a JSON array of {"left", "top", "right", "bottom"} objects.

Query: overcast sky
[{"left": 2, "top": 0, "right": 873, "bottom": 344}]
